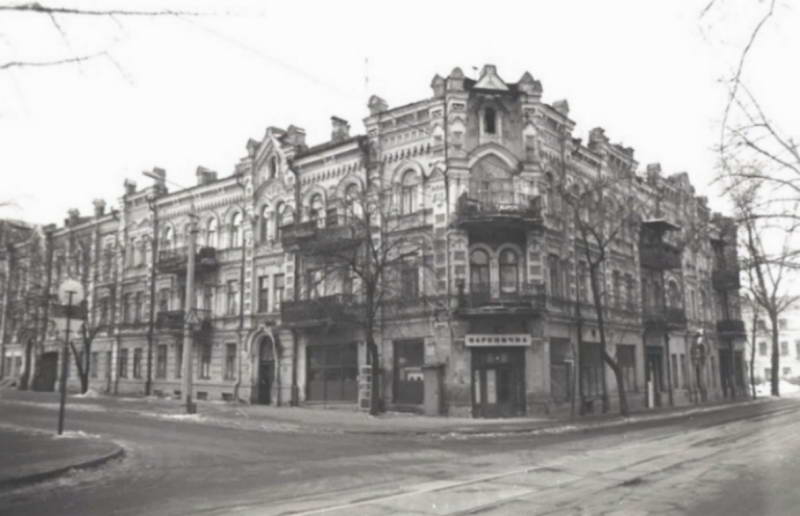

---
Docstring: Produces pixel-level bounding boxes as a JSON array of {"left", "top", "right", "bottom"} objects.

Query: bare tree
[
  {"left": 283, "top": 140, "right": 434, "bottom": 415},
  {"left": 730, "top": 175, "right": 800, "bottom": 396}
]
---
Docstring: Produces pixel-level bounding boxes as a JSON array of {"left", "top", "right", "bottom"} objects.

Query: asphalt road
[{"left": 1, "top": 395, "right": 799, "bottom": 515}]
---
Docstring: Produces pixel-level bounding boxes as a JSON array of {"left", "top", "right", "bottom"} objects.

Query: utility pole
[
  {"left": 58, "top": 291, "right": 74, "bottom": 435},
  {"left": 145, "top": 197, "right": 159, "bottom": 396},
  {"left": 181, "top": 217, "right": 197, "bottom": 413}
]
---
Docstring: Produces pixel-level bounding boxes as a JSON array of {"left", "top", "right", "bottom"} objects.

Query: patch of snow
[
  {"left": 74, "top": 389, "right": 101, "bottom": 398},
  {"left": 53, "top": 430, "right": 102, "bottom": 439}
]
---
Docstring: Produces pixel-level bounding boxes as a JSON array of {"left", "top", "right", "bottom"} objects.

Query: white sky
[{"left": 1, "top": 0, "right": 798, "bottom": 224}]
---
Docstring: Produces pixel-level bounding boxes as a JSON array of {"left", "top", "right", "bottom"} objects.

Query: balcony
[
  {"left": 717, "top": 318, "right": 746, "bottom": 336},
  {"left": 712, "top": 268, "right": 741, "bottom": 291},
  {"left": 157, "top": 246, "right": 218, "bottom": 275},
  {"left": 155, "top": 309, "right": 212, "bottom": 332},
  {"left": 279, "top": 221, "right": 365, "bottom": 254},
  {"left": 280, "top": 294, "right": 361, "bottom": 328},
  {"left": 639, "top": 242, "right": 681, "bottom": 270},
  {"left": 642, "top": 306, "right": 687, "bottom": 331},
  {"left": 455, "top": 281, "right": 546, "bottom": 318},
  {"left": 453, "top": 192, "right": 543, "bottom": 233}
]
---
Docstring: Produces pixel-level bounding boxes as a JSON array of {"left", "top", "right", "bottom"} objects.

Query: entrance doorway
[
  {"left": 645, "top": 347, "right": 664, "bottom": 407},
  {"left": 471, "top": 347, "right": 526, "bottom": 418},
  {"left": 36, "top": 352, "right": 59, "bottom": 392},
  {"left": 393, "top": 340, "right": 424, "bottom": 405},
  {"left": 257, "top": 337, "right": 275, "bottom": 405}
]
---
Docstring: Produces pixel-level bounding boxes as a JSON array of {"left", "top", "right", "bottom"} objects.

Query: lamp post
[
  {"left": 56, "top": 278, "right": 84, "bottom": 434},
  {"left": 691, "top": 331, "right": 707, "bottom": 403}
]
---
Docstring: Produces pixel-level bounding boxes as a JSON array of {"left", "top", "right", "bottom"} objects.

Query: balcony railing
[
  {"left": 455, "top": 281, "right": 546, "bottom": 316},
  {"left": 712, "top": 268, "right": 741, "bottom": 291},
  {"left": 717, "top": 318, "right": 746, "bottom": 336},
  {"left": 454, "top": 192, "right": 543, "bottom": 229},
  {"left": 280, "top": 294, "right": 361, "bottom": 328},
  {"left": 155, "top": 309, "right": 212, "bottom": 331},
  {"left": 279, "top": 221, "right": 365, "bottom": 253},
  {"left": 639, "top": 242, "right": 681, "bottom": 270},
  {"left": 157, "top": 246, "right": 218, "bottom": 274},
  {"left": 642, "top": 306, "right": 687, "bottom": 330}
]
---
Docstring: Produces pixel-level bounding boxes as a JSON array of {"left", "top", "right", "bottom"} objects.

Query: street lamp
[{"left": 690, "top": 330, "right": 708, "bottom": 403}]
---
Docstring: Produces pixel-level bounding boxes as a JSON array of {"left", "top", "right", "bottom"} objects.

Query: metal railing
[
  {"left": 280, "top": 294, "right": 360, "bottom": 327},
  {"left": 155, "top": 309, "right": 212, "bottom": 330},
  {"left": 639, "top": 242, "right": 681, "bottom": 270},
  {"left": 456, "top": 281, "right": 546, "bottom": 311},
  {"left": 455, "top": 192, "right": 543, "bottom": 224},
  {"left": 717, "top": 319, "right": 746, "bottom": 335}
]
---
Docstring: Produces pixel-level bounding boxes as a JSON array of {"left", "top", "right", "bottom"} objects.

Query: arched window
[
  {"left": 344, "top": 184, "right": 361, "bottom": 220},
  {"left": 230, "top": 212, "right": 243, "bottom": 248},
  {"left": 483, "top": 107, "right": 497, "bottom": 135},
  {"left": 499, "top": 249, "right": 519, "bottom": 294},
  {"left": 699, "top": 289, "right": 708, "bottom": 320},
  {"left": 275, "top": 202, "right": 288, "bottom": 241},
  {"left": 470, "top": 249, "right": 490, "bottom": 294},
  {"left": 162, "top": 226, "right": 174, "bottom": 250},
  {"left": 308, "top": 194, "right": 324, "bottom": 225},
  {"left": 400, "top": 170, "right": 419, "bottom": 215},
  {"left": 269, "top": 156, "right": 278, "bottom": 179},
  {"left": 470, "top": 155, "right": 512, "bottom": 207},
  {"left": 259, "top": 204, "right": 270, "bottom": 243},
  {"left": 206, "top": 218, "right": 218, "bottom": 248}
]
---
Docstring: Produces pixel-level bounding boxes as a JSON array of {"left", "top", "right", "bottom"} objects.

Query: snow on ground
[
  {"left": 755, "top": 380, "right": 800, "bottom": 396},
  {"left": 54, "top": 430, "right": 103, "bottom": 440},
  {"left": 74, "top": 389, "right": 101, "bottom": 399}
]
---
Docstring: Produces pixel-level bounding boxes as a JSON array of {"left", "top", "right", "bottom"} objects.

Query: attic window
[
  {"left": 484, "top": 108, "right": 497, "bottom": 135},
  {"left": 269, "top": 156, "right": 278, "bottom": 179}
]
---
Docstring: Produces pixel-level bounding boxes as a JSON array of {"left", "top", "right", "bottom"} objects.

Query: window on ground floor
[
  {"left": 199, "top": 343, "right": 211, "bottom": 380},
  {"left": 550, "top": 339, "right": 573, "bottom": 402},
  {"left": 156, "top": 345, "right": 167, "bottom": 379},
  {"left": 306, "top": 343, "right": 358, "bottom": 402},
  {"left": 175, "top": 344, "right": 183, "bottom": 379},
  {"left": 617, "top": 344, "right": 637, "bottom": 392},
  {"left": 90, "top": 352, "right": 98, "bottom": 379},
  {"left": 759, "top": 341, "right": 768, "bottom": 356},
  {"left": 119, "top": 349, "right": 128, "bottom": 379},
  {"left": 680, "top": 354, "right": 688, "bottom": 388},
  {"left": 224, "top": 343, "right": 236, "bottom": 381},
  {"left": 671, "top": 354, "right": 679, "bottom": 390},
  {"left": 133, "top": 348, "right": 142, "bottom": 379}
]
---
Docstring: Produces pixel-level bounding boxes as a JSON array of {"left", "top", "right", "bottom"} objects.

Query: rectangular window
[
  {"left": 796, "top": 341, "right": 800, "bottom": 358},
  {"left": 306, "top": 269, "right": 322, "bottom": 299},
  {"left": 617, "top": 345, "right": 637, "bottom": 392},
  {"left": 257, "top": 276, "right": 270, "bottom": 313},
  {"left": 224, "top": 343, "right": 236, "bottom": 380},
  {"left": 226, "top": 280, "right": 239, "bottom": 316},
  {"left": 274, "top": 274, "right": 285, "bottom": 311},
  {"left": 759, "top": 341, "right": 768, "bottom": 356},
  {"left": 779, "top": 318, "right": 787, "bottom": 330},
  {"left": 203, "top": 285, "right": 214, "bottom": 313},
  {"left": 156, "top": 344, "right": 167, "bottom": 379},
  {"left": 134, "top": 292, "right": 143, "bottom": 322},
  {"left": 133, "top": 348, "right": 142, "bottom": 379},
  {"left": 175, "top": 344, "right": 183, "bottom": 379},
  {"left": 90, "top": 352, "right": 98, "bottom": 379},
  {"left": 680, "top": 354, "right": 688, "bottom": 388},
  {"left": 671, "top": 354, "right": 679, "bottom": 390},
  {"left": 401, "top": 262, "right": 419, "bottom": 299},
  {"left": 122, "top": 294, "right": 131, "bottom": 323},
  {"left": 158, "top": 288, "right": 170, "bottom": 312},
  {"left": 199, "top": 343, "right": 211, "bottom": 379},
  {"left": 781, "top": 341, "right": 789, "bottom": 356},
  {"left": 118, "top": 348, "right": 128, "bottom": 378},
  {"left": 765, "top": 368, "right": 772, "bottom": 381},
  {"left": 580, "top": 342, "right": 604, "bottom": 398},
  {"left": 782, "top": 367, "right": 791, "bottom": 377}
]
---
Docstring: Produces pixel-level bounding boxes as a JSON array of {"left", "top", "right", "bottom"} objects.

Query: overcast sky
[{"left": 1, "top": 0, "right": 797, "bottom": 224}]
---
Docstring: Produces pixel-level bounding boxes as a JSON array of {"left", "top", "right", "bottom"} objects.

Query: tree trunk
[
  {"left": 603, "top": 350, "right": 628, "bottom": 416},
  {"left": 770, "top": 313, "right": 780, "bottom": 396},
  {"left": 366, "top": 336, "right": 381, "bottom": 416},
  {"left": 18, "top": 338, "right": 33, "bottom": 391}
]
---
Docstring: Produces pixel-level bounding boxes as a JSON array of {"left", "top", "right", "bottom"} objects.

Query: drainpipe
[{"left": 288, "top": 157, "right": 301, "bottom": 406}]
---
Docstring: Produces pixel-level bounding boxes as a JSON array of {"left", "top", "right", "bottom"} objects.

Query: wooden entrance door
[
  {"left": 37, "top": 352, "right": 58, "bottom": 392},
  {"left": 472, "top": 348, "right": 525, "bottom": 418},
  {"left": 258, "top": 361, "right": 274, "bottom": 405},
  {"left": 646, "top": 347, "right": 664, "bottom": 407}
]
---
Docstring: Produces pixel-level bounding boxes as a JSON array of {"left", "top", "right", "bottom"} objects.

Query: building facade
[
  {"left": 0, "top": 65, "right": 747, "bottom": 417},
  {"left": 743, "top": 299, "right": 800, "bottom": 385}
]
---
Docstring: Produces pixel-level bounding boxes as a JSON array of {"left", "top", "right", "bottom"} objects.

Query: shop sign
[{"left": 465, "top": 334, "right": 531, "bottom": 347}]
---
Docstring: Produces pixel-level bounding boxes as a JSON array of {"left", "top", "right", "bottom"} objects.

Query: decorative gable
[{"left": 473, "top": 64, "right": 509, "bottom": 91}]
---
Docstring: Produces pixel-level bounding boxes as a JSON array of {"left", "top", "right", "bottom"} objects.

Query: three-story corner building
[{"left": 0, "top": 64, "right": 747, "bottom": 417}]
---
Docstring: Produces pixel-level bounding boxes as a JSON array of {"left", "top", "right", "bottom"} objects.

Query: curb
[{"left": 0, "top": 445, "right": 125, "bottom": 491}]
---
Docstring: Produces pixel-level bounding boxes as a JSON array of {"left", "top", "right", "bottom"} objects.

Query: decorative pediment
[{"left": 474, "top": 64, "right": 508, "bottom": 91}]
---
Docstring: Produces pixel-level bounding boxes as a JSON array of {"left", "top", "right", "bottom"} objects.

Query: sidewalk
[
  {"left": 0, "top": 387, "right": 776, "bottom": 437},
  {"left": 0, "top": 424, "right": 124, "bottom": 490}
]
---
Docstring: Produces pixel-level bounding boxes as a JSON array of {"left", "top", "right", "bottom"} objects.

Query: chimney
[
  {"left": 285, "top": 125, "right": 307, "bottom": 147},
  {"left": 123, "top": 179, "right": 137, "bottom": 196},
  {"left": 431, "top": 74, "right": 445, "bottom": 97},
  {"left": 331, "top": 116, "right": 350, "bottom": 142},
  {"left": 552, "top": 99, "right": 570, "bottom": 116},
  {"left": 368, "top": 95, "right": 388, "bottom": 115},
  {"left": 196, "top": 166, "right": 218, "bottom": 186},
  {"left": 588, "top": 127, "right": 608, "bottom": 152},
  {"left": 646, "top": 163, "right": 662, "bottom": 184},
  {"left": 67, "top": 209, "right": 80, "bottom": 227},
  {"left": 92, "top": 199, "right": 106, "bottom": 218}
]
